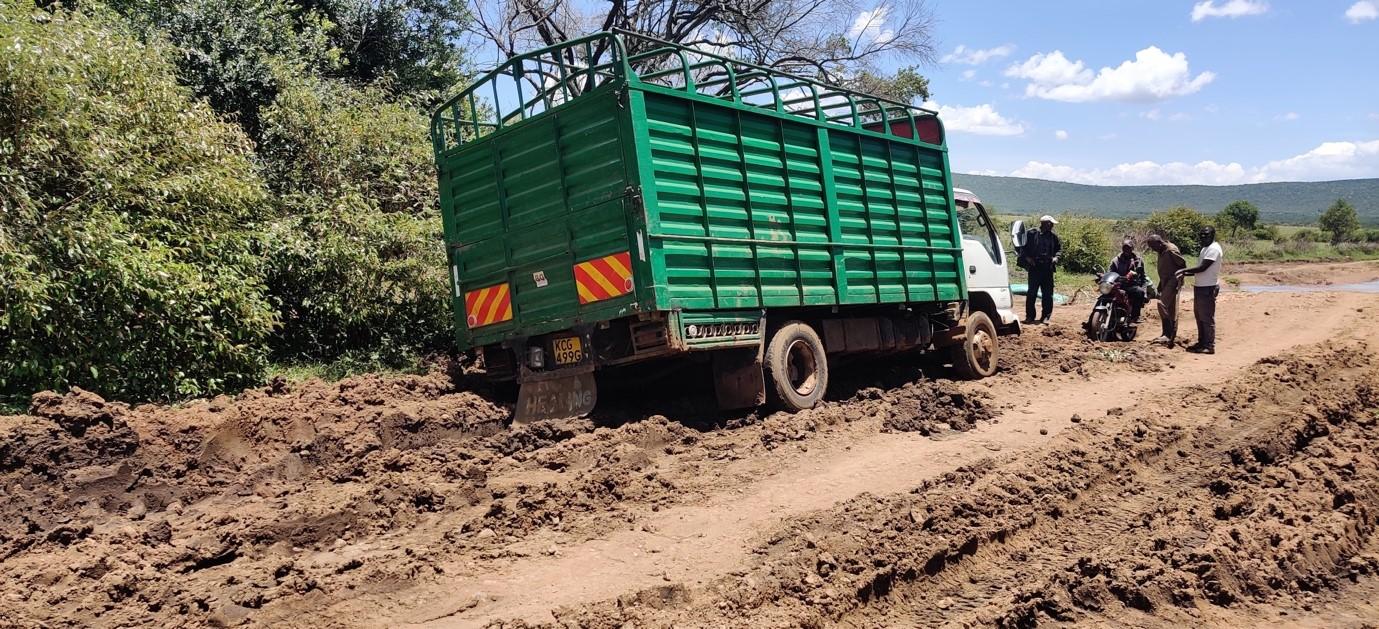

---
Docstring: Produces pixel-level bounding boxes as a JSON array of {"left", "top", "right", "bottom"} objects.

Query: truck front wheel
[
  {"left": 765, "top": 321, "right": 828, "bottom": 412},
  {"left": 949, "top": 311, "right": 999, "bottom": 379}
]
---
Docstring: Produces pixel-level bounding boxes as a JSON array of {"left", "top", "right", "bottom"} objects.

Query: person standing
[
  {"left": 1145, "top": 234, "right": 1186, "bottom": 345},
  {"left": 1019, "top": 216, "right": 1061, "bottom": 324},
  {"left": 1176, "top": 226, "right": 1224, "bottom": 354}
]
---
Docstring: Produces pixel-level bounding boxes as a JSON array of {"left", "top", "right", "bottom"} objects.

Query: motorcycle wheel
[
  {"left": 1117, "top": 322, "right": 1138, "bottom": 342},
  {"left": 1087, "top": 310, "right": 1107, "bottom": 342}
]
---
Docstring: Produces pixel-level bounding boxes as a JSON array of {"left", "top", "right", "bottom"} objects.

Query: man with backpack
[{"left": 1018, "top": 215, "right": 1062, "bottom": 324}]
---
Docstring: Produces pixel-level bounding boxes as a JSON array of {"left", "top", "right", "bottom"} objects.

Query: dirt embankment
[
  {"left": 541, "top": 342, "right": 1379, "bottom": 628},
  {"left": 0, "top": 354, "right": 1010, "bottom": 628}
]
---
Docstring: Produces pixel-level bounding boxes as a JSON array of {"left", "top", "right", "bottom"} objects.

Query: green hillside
[{"left": 952, "top": 174, "right": 1379, "bottom": 226}]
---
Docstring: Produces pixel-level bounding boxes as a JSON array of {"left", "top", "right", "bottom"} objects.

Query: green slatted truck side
[{"left": 432, "top": 31, "right": 1019, "bottom": 422}]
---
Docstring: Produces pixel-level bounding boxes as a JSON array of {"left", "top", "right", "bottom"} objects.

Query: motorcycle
[{"left": 1084, "top": 269, "right": 1139, "bottom": 342}]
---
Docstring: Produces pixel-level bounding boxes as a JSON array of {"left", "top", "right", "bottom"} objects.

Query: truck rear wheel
[
  {"left": 949, "top": 311, "right": 999, "bottom": 379},
  {"left": 764, "top": 321, "right": 828, "bottom": 412}
]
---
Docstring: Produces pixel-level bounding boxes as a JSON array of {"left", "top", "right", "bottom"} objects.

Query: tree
[
  {"left": 1318, "top": 198, "right": 1360, "bottom": 244},
  {"left": 111, "top": 0, "right": 474, "bottom": 137},
  {"left": 1217, "top": 200, "right": 1259, "bottom": 237},
  {"left": 1145, "top": 206, "right": 1212, "bottom": 252},
  {"left": 467, "top": 0, "right": 937, "bottom": 102},
  {"left": 307, "top": 0, "right": 473, "bottom": 97},
  {"left": 109, "top": 0, "right": 339, "bottom": 138}
]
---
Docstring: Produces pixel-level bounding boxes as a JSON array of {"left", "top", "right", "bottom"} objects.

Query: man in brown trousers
[{"left": 1146, "top": 234, "right": 1187, "bottom": 346}]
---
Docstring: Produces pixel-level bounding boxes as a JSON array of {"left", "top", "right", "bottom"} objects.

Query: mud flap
[
  {"left": 514, "top": 368, "right": 597, "bottom": 424},
  {"left": 712, "top": 347, "right": 765, "bottom": 410}
]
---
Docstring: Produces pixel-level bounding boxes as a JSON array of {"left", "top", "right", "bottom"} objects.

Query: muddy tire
[
  {"left": 949, "top": 311, "right": 999, "bottom": 379},
  {"left": 1087, "top": 310, "right": 1108, "bottom": 342},
  {"left": 764, "top": 321, "right": 828, "bottom": 412},
  {"left": 1117, "top": 322, "right": 1138, "bottom": 342}
]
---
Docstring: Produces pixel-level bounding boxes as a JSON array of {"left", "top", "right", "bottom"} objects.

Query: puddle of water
[{"left": 1241, "top": 280, "right": 1379, "bottom": 294}]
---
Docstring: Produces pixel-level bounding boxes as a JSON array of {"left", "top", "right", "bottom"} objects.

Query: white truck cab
[{"left": 954, "top": 188, "right": 1020, "bottom": 334}]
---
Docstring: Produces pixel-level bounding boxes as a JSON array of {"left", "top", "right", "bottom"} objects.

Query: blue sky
[{"left": 920, "top": 0, "right": 1379, "bottom": 184}]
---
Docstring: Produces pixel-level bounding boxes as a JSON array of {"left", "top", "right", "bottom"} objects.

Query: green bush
[
  {"left": 1050, "top": 214, "right": 1111, "bottom": 274},
  {"left": 1145, "top": 206, "right": 1212, "bottom": 251},
  {"left": 1362, "top": 229, "right": 1379, "bottom": 243},
  {"left": 261, "top": 205, "right": 451, "bottom": 365},
  {"left": 0, "top": 4, "right": 276, "bottom": 399},
  {"left": 1252, "top": 224, "right": 1282, "bottom": 241},
  {"left": 1292, "top": 228, "right": 1323, "bottom": 243},
  {"left": 257, "top": 75, "right": 451, "bottom": 365}
]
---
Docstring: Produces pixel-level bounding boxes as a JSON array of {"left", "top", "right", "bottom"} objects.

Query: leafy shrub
[
  {"left": 1252, "top": 224, "right": 1281, "bottom": 241},
  {"left": 257, "top": 75, "right": 451, "bottom": 365},
  {"left": 1362, "top": 229, "right": 1379, "bottom": 243},
  {"left": 259, "top": 75, "right": 438, "bottom": 215},
  {"left": 1145, "top": 206, "right": 1212, "bottom": 252},
  {"left": 261, "top": 205, "right": 451, "bottom": 365},
  {"left": 1050, "top": 214, "right": 1111, "bottom": 273},
  {"left": 1292, "top": 228, "right": 1323, "bottom": 243},
  {"left": 0, "top": 4, "right": 276, "bottom": 399}
]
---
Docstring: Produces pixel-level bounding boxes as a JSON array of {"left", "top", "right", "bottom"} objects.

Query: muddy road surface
[{"left": 3, "top": 286, "right": 1379, "bottom": 628}]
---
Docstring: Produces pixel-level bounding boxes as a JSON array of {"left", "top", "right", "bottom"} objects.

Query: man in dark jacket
[
  {"left": 1107, "top": 239, "right": 1147, "bottom": 322},
  {"left": 1019, "top": 215, "right": 1061, "bottom": 324}
]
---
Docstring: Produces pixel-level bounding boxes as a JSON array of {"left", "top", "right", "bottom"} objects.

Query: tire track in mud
[{"left": 541, "top": 341, "right": 1379, "bottom": 628}]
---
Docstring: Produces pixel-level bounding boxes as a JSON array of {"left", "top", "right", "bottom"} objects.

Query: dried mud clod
[{"left": 876, "top": 381, "right": 993, "bottom": 435}]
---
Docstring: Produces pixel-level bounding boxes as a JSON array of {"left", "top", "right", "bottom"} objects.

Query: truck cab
[{"left": 953, "top": 188, "right": 1020, "bottom": 334}]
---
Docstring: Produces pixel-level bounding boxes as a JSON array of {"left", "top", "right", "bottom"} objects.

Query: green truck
[{"left": 431, "top": 31, "right": 1019, "bottom": 422}]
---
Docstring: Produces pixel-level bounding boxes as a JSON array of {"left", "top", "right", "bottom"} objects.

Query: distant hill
[{"left": 952, "top": 174, "right": 1379, "bottom": 226}]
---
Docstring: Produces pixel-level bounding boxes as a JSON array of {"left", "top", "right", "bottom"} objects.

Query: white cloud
[
  {"left": 1098, "top": 133, "right": 1120, "bottom": 141},
  {"left": 1191, "top": 0, "right": 1269, "bottom": 22},
  {"left": 1005, "top": 47, "right": 1215, "bottom": 103},
  {"left": 1370, "top": 112, "right": 1379, "bottom": 121},
  {"left": 941, "top": 44, "right": 1016, "bottom": 65},
  {"left": 1275, "top": 111, "right": 1301, "bottom": 122},
  {"left": 847, "top": 7, "right": 895, "bottom": 45},
  {"left": 922, "top": 101, "right": 1025, "bottom": 136},
  {"left": 1259, "top": 140, "right": 1379, "bottom": 181},
  {"left": 1143, "top": 109, "right": 1190, "bottom": 122},
  {"left": 1346, "top": 1, "right": 1378, "bottom": 22},
  {"left": 961, "top": 69, "right": 977, "bottom": 81},
  {"left": 1012, "top": 160, "right": 1251, "bottom": 186},
  {"left": 1055, "top": 130, "right": 1069, "bottom": 141},
  {"left": 1003, "top": 139, "right": 1379, "bottom": 185}
]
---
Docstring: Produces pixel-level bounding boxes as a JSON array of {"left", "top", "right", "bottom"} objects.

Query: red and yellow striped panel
[
  {"left": 574, "top": 251, "right": 633, "bottom": 305},
  {"left": 464, "top": 283, "right": 512, "bottom": 328}
]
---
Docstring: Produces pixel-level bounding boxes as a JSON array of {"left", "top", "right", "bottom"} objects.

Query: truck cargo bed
[{"left": 433, "top": 31, "right": 964, "bottom": 353}]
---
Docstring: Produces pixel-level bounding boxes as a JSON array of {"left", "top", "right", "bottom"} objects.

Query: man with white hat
[{"left": 1018, "top": 215, "right": 1062, "bottom": 324}]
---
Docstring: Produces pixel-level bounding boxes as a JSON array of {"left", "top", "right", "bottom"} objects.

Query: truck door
[{"left": 955, "top": 195, "right": 1015, "bottom": 316}]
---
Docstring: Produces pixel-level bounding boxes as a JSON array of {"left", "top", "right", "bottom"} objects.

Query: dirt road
[{"left": 3, "top": 284, "right": 1379, "bottom": 628}]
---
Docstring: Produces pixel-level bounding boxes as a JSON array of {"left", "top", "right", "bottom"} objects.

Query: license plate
[{"left": 552, "top": 336, "right": 583, "bottom": 365}]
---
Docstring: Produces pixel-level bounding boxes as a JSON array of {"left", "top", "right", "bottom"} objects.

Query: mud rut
[
  {"left": 2, "top": 291, "right": 1379, "bottom": 628},
  {"left": 545, "top": 342, "right": 1379, "bottom": 628}
]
